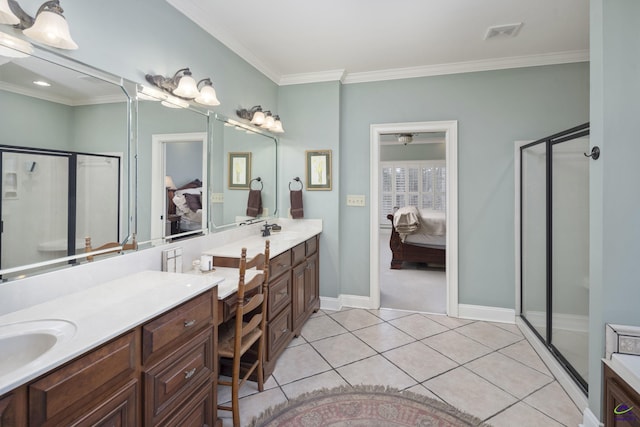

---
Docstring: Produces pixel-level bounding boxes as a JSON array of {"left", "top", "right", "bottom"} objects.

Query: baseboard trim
[
  {"left": 458, "top": 304, "right": 516, "bottom": 324},
  {"left": 320, "top": 296, "right": 342, "bottom": 311},
  {"left": 320, "top": 294, "right": 380, "bottom": 312},
  {"left": 580, "top": 407, "right": 603, "bottom": 427}
]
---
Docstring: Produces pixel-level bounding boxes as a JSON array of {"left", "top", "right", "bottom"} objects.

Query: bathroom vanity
[{"left": 0, "top": 271, "right": 221, "bottom": 426}]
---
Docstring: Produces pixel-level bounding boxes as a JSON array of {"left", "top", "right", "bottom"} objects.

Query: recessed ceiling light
[
  {"left": 485, "top": 23, "right": 523, "bottom": 40},
  {"left": 33, "top": 80, "right": 51, "bottom": 87}
]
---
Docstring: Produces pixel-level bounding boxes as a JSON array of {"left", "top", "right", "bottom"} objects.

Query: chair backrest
[
  {"left": 234, "top": 241, "right": 270, "bottom": 350},
  {"left": 85, "top": 236, "right": 138, "bottom": 262}
]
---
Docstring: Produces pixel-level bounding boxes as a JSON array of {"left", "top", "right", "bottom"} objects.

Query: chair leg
[
  {"left": 232, "top": 378, "right": 240, "bottom": 427},
  {"left": 257, "top": 339, "right": 265, "bottom": 392}
]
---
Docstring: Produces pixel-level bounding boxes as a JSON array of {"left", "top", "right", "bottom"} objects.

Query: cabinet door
[
  {"left": 292, "top": 262, "right": 306, "bottom": 330},
  {"left": 604, "top": 364, "right": 640, "bottom": 427},
  {"left": 69, "top": 380, "right": 138, "bottom": 427},
  {"left": 0, "top": 388, "right": 27, "bottom": 427}
]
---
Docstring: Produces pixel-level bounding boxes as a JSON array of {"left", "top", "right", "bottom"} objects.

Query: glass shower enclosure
[{"left": 520, "top": 123, "right": 590, "bottom": 392}]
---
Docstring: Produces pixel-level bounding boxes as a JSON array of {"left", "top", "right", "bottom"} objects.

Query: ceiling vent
[{"left": 484, "top": 23, "right": 523, "bottom": 40}]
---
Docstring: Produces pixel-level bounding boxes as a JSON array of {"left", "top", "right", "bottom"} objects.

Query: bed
[
  {"left": 168, "top": 179, "right": 203, "bottom": 233},
  {"left": 387, "top": 206, "right": 446, "bottom": 269}
]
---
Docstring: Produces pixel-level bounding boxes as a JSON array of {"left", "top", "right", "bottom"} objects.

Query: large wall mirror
[
  {"left": 136, "top": 91, "right": 210, "bottom": 244},
  {"left": 0, "top": 44, "right": 134, "bottom": 281},
  {"left": 210, "top": 114, "right": 277, "bottom": 229}
]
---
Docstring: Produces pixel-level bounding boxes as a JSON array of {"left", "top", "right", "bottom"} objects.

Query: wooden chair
[
  {"left": 217, "top": 240, "right": 270, "bottom": 427},
  {"left": 84, "top": 236, "right": 137, "bottom": 262}
]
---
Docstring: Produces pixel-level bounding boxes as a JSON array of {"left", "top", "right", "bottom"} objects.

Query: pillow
[
  {"left": 175, "top": 187, "right": 201, "bottom": 196},
  {"left": 184, "top": 193, "right": 202, "bottom": 211}
]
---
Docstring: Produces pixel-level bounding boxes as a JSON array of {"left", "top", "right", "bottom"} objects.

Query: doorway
[
  {"left": 151, "top": 132, "right": 208, "bottom": 241},
  {"left": 369, "top": 121, "right": 458, "bottom": 316}
]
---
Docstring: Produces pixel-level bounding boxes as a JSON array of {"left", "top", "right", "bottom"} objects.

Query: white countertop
[
  {"left": 203, "top": 222, "right": 322, "bottom": 260},
  {"left": 0, "top": 270, "right": 222, "bottom": 395},
  {"left": 186, "top": 267, "right": 260, "bottom": 299},
  {"left": 605, "top": 353, "right": 640, "bottom": 394}
]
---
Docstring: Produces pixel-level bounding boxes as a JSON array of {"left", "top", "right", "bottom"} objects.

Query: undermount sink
[{"left": 0, "top": 319, "right": 77, "bottom": 377}]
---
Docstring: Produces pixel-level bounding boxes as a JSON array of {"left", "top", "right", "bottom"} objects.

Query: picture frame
[
  {"left": 228, "top": 152, "right": 251, "bottom": 189},
  {"left": 305, "top": 150, "right": 332, "bottom": 191}
]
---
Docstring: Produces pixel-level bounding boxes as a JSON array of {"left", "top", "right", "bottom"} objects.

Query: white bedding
[
  {"left": 173, "top": 187, "right": 203, "bottom": 230},
  {"left": 394, "top": 208, "right": 446, "bottom": 248}
]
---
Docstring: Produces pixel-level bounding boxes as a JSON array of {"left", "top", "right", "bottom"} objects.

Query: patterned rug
[{"left": 249, "top": 385, "right": 490, "bottom": 426}]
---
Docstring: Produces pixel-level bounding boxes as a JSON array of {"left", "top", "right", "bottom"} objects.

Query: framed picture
[
  {"left": 228, "top": 152, "right": 251, "bottom": 189},
  {"left": 305, "top": 150, "right": 332, "bottom": 191}
]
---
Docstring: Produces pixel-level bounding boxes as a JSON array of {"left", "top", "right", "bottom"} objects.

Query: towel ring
[
  {"left": 250, "top": 177, "right": 263, "bottom": 190},
  {"left": 289, "top": 177, "right": 303, "bottom": 191}
]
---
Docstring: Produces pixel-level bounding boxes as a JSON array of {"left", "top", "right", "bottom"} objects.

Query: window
[{"left": 380, "top": 161, "right": 446, "bottom": 227}]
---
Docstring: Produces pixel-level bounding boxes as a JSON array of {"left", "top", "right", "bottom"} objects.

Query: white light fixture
[
  {"left": 398, "top": 133, "right": 413, "bottom": 145},
  {"left": 0, "top": 30, "right": 32, "bottom": 57},
  {"left": 0, "top": 0, "right": 19, "bottom": 25},
  {"left": 146, "top": 68, "right": 221, "bottom": 107},
  {"left": 271, "top": 115, "right": 284, "bottom": 133},
  {"left": 236, "top": 105, "right": 285, "bottom": 134},
  {"left": 172, "top": 68, "right": 199, "bottom": 99},
  {"left": 2, "top": 0, "right": 78, "bottom": 50},
  {"left": 194, "top": 78, "right": 220, "bottom": 106},
  {"left": 33, "top": 79, "right": 50, "bottom": 86},
  {"left": 262, "top": 111, "right": 275, "bottom": 129},
  {"left": 165, "top": 175, "right": 177, "bottom": 190}
]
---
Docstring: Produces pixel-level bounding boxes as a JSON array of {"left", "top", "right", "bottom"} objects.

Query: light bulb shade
[
  {"left": 262, "top": 112, "right": 275, "bottom": 129},
  {"left": 195, "top": 83, "right": 220, "bottom": 106},
  {"left": 23, "top": 9, "right": 78, "bottom": 50},
  {"left": 271, "top": 116, "right": 284, "bottom": 133},
  {"left": 0, "top": 31, "right": 33, "bottom": 58},
  {"left": 165, "top": 175, "right": 177, "bottom": 189},
  {"left": 251, "top": 109, "right": 265, "bottom": 126},
  {"left": 173, "top": 71, "right": 200, "bottom": 99},
  {"left": 0, "top": 0, "right": 19, "bottom": 25}
]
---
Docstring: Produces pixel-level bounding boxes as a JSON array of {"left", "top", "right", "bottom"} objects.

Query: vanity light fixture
[
  {"left": 145, "top": 68, "right": 221, "bottom": 107},
  {"left": 0, "top": 0, "right": 78, "bottom": 50},
  {"left": 236, "top": 105, "right": 285, "bottom": 134}
]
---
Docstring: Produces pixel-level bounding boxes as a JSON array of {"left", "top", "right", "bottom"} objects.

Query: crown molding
[
  {"left": 279, "top": 69, "right": 346, "bottom": 86},
  {"left": 341, "top": 50, "right": 590, "bottom": 84},
  {"left": 166, "top": 0, "right": 281, "bottom": 84}
]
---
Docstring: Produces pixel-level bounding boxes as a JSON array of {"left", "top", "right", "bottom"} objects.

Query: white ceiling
[{"left": 167, "top": 0, "right": 589, "bottom": 85}]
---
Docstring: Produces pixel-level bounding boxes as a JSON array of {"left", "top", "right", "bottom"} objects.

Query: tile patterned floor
[{"left": 217, "top": 308, "right": 583, "bottom": 426}]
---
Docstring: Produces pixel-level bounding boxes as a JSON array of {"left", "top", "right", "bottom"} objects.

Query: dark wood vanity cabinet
[
  {"left": 0, "top": 288, "right": 218, "bottom": 427},
  {"left": 292, "top": 238, "right": 319, "bottom": 333},
  {"left": 604, "top": 363, "right": 640, "bottom": 426}
]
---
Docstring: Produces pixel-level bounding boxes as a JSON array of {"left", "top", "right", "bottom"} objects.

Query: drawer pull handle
[
  {"left": 184, "top": 320, "right": 196, "bottom": 328},
  {"left": 184, "top": 368, "right": 197, "bottom": 379}
]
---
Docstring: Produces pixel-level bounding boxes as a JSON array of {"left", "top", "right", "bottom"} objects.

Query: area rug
[{"left": 249, "top": 385, "right": 490, "bottom": 426}]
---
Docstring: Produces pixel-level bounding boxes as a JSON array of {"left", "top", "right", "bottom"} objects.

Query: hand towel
[
  {"left": 290, "top": 190, "right": 304, "bottom": 219},
  {"left": 246, "top": 189, "right": 263, "bottom": 217}
]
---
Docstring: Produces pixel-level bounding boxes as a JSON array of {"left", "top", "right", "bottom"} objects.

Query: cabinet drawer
[
  {"left": 142, "top": 291, "right": 213, "bottom": 363},
  {"left": 160, "top": 383, "right": 213, "bottom": 427},
  {"left": 292, "top": 242, "right": 306, "bottom": 266},
  {"left": 269, "top": 250, "right": 291, "bottom": 280},
  {"left": 306, "top": 236, "right": 318, "bottom": 256},
  {"left": 144, "top": 328, "right": 213, "bottom": 426},
  {"left": 267, "top": 304, "right": 292, "bottom": 361},
  {"left": 29, "top": 331, "right": 137, "bottom": 426},
  {"left": 268, "top": 273, "right": 291, "bottom": 320}
]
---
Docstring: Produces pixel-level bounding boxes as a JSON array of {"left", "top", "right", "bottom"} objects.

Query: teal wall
[
  {"left": 380, "top": 143, "right": 445, "bottom": 161},
  {"left": 589, "top": 0, "right": 640, "bottom": 419},
  {"left": 277, "top": 82, "right": 341, "bottom": 298},
  {"left": 336, "top": 64, "right": 589, "bottom": 304}
]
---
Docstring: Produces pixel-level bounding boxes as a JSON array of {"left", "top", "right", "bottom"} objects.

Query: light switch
[
  {"left": 346, "top": 195, "right": 366, "bottom": 207},
  {"left": 210, "top": 193, "right": 224, "bottom": 203}
]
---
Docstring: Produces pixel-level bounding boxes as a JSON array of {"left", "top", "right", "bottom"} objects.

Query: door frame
[
  {"left": 369, "top": 120, "right": 458, "bottom": 316},
  {"left": 151, "top": 132, "right": 208, "bottom": 240}
]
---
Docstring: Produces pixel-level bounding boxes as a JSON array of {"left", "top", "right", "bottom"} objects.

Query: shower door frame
[{"left": 518, "top": 122, "right": 590, "bottom": 394}]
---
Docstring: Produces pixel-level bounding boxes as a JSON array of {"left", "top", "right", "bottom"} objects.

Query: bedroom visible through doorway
[{"left": 369, "top": 121, "right": 458, "bottom": 316}]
